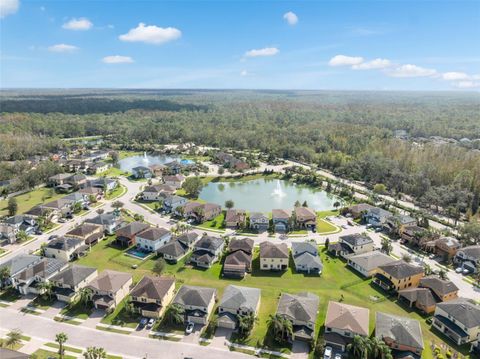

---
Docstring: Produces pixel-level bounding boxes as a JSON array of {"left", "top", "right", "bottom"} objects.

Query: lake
[
  {"left": 118, "top": 153, "right": 178, "bottom": 172},
  {"left": 198, "top": 178, "right": 341, "bottom": 212}
]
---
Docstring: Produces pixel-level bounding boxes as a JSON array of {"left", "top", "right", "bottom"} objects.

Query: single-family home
[
  {"left": 328, "top": 233, "right": 374, "bottom": 258},
  {"left": 272, "top": 209, "right": 290, "bottom": 233},
  {"left": 66, "top": 223, "right": 105, "bottom": 246},
  {"left": 157, "top": 232, "right": 198, "bottom": 263},
  {"left": 294, "top": 207, "right": 317, "bottom": 230},
  {"left": 12, "top": 257, "right": 67, "bottom": 295},
  {"left": 0, "top": 254, "right": 43, "bottom": 287},
  {"left": 217, "top": 285, "right": 261, "bottom": 330},
  {"left": 277, "top": 292, "right": 319, "bottom": 343},
  {"left": 40, "top": 198, "right": 73, "bottom": 220},
  {"left": 78, "top": 186, "right": 103, "bottom": 200},
  {"left": 142, "top": 185, "right": 174, "bottom": 201},
  {"left": 114, "top": 221, "right": 150, "bottom": 248},
  {"left": 90, "top": 178, "right": 118, "bottom": 192},
  {"left": 130, "top": 276, "right": 175, "bottom": 318},
  {"left": 172, "top": 285, "right": 217, "bottom": 325},
  {"left": 324, "top": 301, "right": 370, "bottom": 352},
  {"left": 44, "top": 237, "right": 88, "bottom": 262},
  {"left": 375, "top": 312, "right": 424, "bottom": 357},
  {"left": 249, "top": 212, "right": 269, "bottom": 231},
  {"left": 87, "top": 162, "right": 110, "bottom": 175},
  {"left": 48, "top": 173, "right": 73, "bottom": 187},
  {"left": 66, "top": 173, "right": 88, "bottom": 189},
  {"left": 364, "top": 207, "right": 393, "bottom": 227},
  {"left": 347, "top": 203, "right": 375, "bottom": 219},
  {"left": 291, "top": 242, "right": 323, "bottom": 274},
  {"left": 347, "top": 251, "right": 396, "bottom": 278},
  {"left": 398, "top": 276, "right": 459, "bottom": 314},
  {"left": 385, "top": 214, "right": 417, "bottom": 233},
  {"left": 50, "top": 265, "right": 98, "bottom": 303},
  {"left": 373, "top": 260, "right": 424, "bottom": 292},
  {"left": 432, "top": 298, "right": 480, "bottom": 345},
  {"left": 163, "top": 174, "right": 185, "bottom": 189},
  {"left": 162, "top": 194, "right": 188, "bottom": 214},
  {"left": 223, "top": 238, "right": 254, "bottom": 278},
  {"left": 135, "top": 226, "right": 171, "bottom": 252},
  {"left": 189, "top": 235, "right": 225, "bottom": 268},
  {"left": 85, "top": 212, "right": 122, "bottom": 235},
  {"left": 399, "top": 225, "right": 430, "bottom": 247},
  {"left": 200, "top": 203, "right": 222, "bottom": 222},
  {"left": 454, "top": 245, "right": 480, "bottom": 274},
  {"left": 225, "top": 209, "right": 247, "bottom": 229},
  {"left": 86, "top": 270, "right": 133, "bottom": 311},
  {"left": 259, "top": 241, "right": 289, "bottom": 271},
  {"left": 148, "top": 164, "right": 167, "bottom": 177},
  {"left": 433, "top": 236, "right": 461, "bottom": 261},
  {"left": 132, "top": 166, "right": 153, "bottom": 179},
  {"left": 0, "top": 223, "right": 17, "bottom": 244}
]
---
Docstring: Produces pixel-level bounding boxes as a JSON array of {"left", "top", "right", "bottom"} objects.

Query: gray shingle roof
[
  {"left": 436, "top": 298, "right": 480, "bottom": 329},
  {"left": 340, "top": 233, "right": 373, "bottom": 247},
  {"left": 194, "top": 236, "right": 224, "bottom": 251},
  {"left": 376, "top": 312, "right": 424, "bottom": 350},
  {"left": 115, "top": 221, "right": 150, "bottom": 237},
  {"left": 379, "top": 260, "right": 424, "bottom": 279},
  {"left": 157, "top": 240, "right": 187, "bottom": 257},
  {"left": 47, "top": 237, "right": 83, "bottom": 251},
  {"left": 420, "top": 276, "right": 458, "bottom": 297},
  {"left": 130, "top": 276, "right": 175, "bottom": 300},
  {"left": 292, "top": 242, "right": 318, "bottom": 256},
  {"left": 219, "top": 285, "right": 261, "bottom": 312},
  {"left": 458, "top": 245, "right": 480, "bottom": 259},
  {"left": 50, "top": 265, "right": 97, "bottom": 287},
  {"left": 14, "top": 257, "right": 66, "bottom": 281},
  {"left": 0, "top": 254, "right": 43, "bottom": 276},
  {"left": 136, "top": 227, "right": 170, "bottom": 241},
  {"left": 173, "top": 285, "right": 216, "bottom": 307},
  {"left": 348, "top": 251, "right": 396, "bottom": 272},
  {"left": 87, "top": 270, "right": 132, "bottom": 292},
  {"left": 277, "top": 292, "right": 319, "bottom": 323},
  {"left": 293, "top": 252, "right": 323, "bottom": 270},
  {"left": 260, "top": 241, "right": 289, "bottom": 259}
]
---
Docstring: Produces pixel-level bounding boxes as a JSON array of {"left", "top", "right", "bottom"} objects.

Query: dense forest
[{"left": 1, "top": 89, "right": 479, "bottom": 217}]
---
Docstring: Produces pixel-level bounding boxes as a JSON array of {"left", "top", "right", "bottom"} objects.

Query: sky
[{"left": 1, "top": 0, "right": 479, "bottom": 90}]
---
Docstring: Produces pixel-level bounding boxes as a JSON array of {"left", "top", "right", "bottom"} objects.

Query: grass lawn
[
  {"left": 101, "top": 298, "right": 139, "bottom": 328},
  {"left": 0, "top": 288, "right": 20, "bottom": 302},
  {"left": 0, "top": 187, "right": 64, "bottom": 216},
  {"left": 31, "top": 349, "right": 76, "bottom": 359},
  {"left": 118, "top": 150, "right": 143, "bottom": 160},
  {"left": 60, "top": 300, "right": 93, "bottom": 320},
  {"left": 73, "top": 240, "right": 469, "bottom": 357},
  {"left": 44, "top": 342, "right": 83, "bottom": 354},
  {"left": 208, "top": 172, "right": 279, "bottom": 184},
  {"left": 30, "top": 295, "right": 57, "bottom": 309},
  {"left": 198, "top": 212, "right": 226, "bottom": 230},
  {"left": 105, "top": 184, "right": 127, "bottom": 200},
  {"left": 0, "top": 248, "right": 8, "bottom": 257}
]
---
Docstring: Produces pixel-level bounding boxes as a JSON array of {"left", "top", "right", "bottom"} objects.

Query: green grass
[
  {"left": 31, "top": 349, "right": 76, "bottom": 359},
  {"left": 105, "top": 184, "right": 127, "bottom": 200},
  {"left": 30, "top": 295, "right": 56, "bottom": 309},
  {"left": 98, "top": 166, "right": 130, "bottom": 178},
  {"left": 0, "top": 288, "right": 21, "bottom": 302},
  {"left": 60, "top": 300, "right": 93, "bottom": 319},
  {"left": 44, "top": 342, "right": 83, "bottom": 354},
  {"left": 96, "top": 326, "right": 131, "bottom": 335},
  {"left": 198, "top": 212, "right": 226, "bottom": 230},
  {"left": 0, "top": 187, "right": 65, "bottom": 216},
  {"left": 101, "top": 298, "right": 139, "bottom": 328},
  {"left": 207, "top": 172, "right": 279, "bottom": 184},
  {"left": 118, "top": 150, "right": 143, "bottom": 160},
  {"left": 0, "top": 248, "right": 8, "bottom": 257}
]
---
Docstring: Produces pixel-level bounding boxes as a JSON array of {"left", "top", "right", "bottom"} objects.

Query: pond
[
  {"left": 118, "top": 153, "right": 179, "bottom": 172},
  {"left": 198, "top": 178, "right": 341, "bottom": 212}
]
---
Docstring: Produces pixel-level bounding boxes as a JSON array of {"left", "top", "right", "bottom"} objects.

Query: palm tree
[
  {"left": 237, "top": 313, "right": 256, "bottom": 336},
  {"left": 55, "top": 332, "right": 68, "bottom": 359},
  {"left": 83, "top": 346, "right": 107, "bottom": 359},
  {"left": 4, "top": 329, "right": 22, "bottom": 349},
  {"left": 381, "top": 237, "right": 393, "bottom": 255},
  {"left": 39, "top": 281, "right": 53, "bottom": 300},
  {"left": 0, "top": 266, "right": 11, "bottom": 287},
  {"left": 16, "top": 230, "right": 28, "bottom": 243},
  {"left": 438, "top": 269, "right": 448, "bottom": 280},
  {"left": 347, "top": 335, "right": 367, "bottom": 359},
  {"left": 369, "top": 336, "right": 383, "bottom": 359},
  {"left": 165, "top": 304, "right": 184, "bottom": 325},
  {"left": 267, "top": 314, "right": 292, "bottom": 343},
  {"left": 79, "top": 287, "right": 93, "bottom": 308}
]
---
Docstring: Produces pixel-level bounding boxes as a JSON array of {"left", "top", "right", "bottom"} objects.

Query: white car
[
  {"left": 455, "top": 267, "right": 463, "bottom": 273},
  {"left": 428, "top": 253, "right": 435, "bottom": 259},
  {"left": 334, "top": 354, "right": 342, "bottom": 359},
  {"left": 463, "top": 269, "right": 470, "bottom": 275},
  {"left": 324, "top": 346, "right": 333, "bottom": 359},
  {"left": 146, "top": 318, "right": 155, "bottom": 329},
  {"left": 185, "top": 322, "right": 194, "bottom": 334}
]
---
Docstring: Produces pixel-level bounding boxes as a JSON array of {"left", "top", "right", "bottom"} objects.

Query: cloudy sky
[{"left": 1, "top": 0, "right": 479, "bottom": 90}]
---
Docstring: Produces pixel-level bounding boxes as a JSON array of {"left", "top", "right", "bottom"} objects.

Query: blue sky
[{"left": 1, "top": 0, "right": 479, "bottom": 90}]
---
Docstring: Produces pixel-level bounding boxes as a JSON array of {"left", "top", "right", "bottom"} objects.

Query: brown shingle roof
[
  {"left": 325, "top": 301, "right": 369, "bottom": 336},
  {"left": 87, "top": 270, "right": 132, "bottom": 292},
  {"left": 228, "top": 238, "right": 254, "bottom": 254},
  {"left": 272, "top": 209, "right": 290, "bottom": 219},
  {"left": 115, "top": 221, "right": 150, "bottom": 238},
  {"left": 67, "top": 223, "right": 102, "bottom": 238},
  {"left": 259, "top": 241, "right": 289, "bottom": 259},
  {"left": 130, "top": 276, "right": 175, "bottom": 300},
  {"left": 379, "top": 260, "right": 424, "bottom": 279},
  {"left": 420, "top": 276, "right": 458, "bottom": 297},
  {"left": 137, "top": 227, "right": 170, "bottom": 241}
]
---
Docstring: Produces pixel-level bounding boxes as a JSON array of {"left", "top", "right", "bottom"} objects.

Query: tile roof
[{"left": 325, "top": 301, "right": 369, "bottom": 336}]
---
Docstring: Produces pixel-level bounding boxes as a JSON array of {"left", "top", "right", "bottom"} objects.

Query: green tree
[
  {"left": 112, "top": 201, "right": 124, "bottom": 209},
  {"left": 0, "top": 266, "right": 11, "bottom": 287},
  {"left": 381, "top": 237, "right": 393, "bottom": 255},
  {"left": 7, "top": 197, "right": 18, "bottom": 216},
  {"left": 267, "top": 314, "right": 292, "bottom": 344},
  {"left": 237, "top": 313, "right": 256, "bottom": 336},
  {"left": 225, "top": 200, "right": 234, "bottom": 209},
  {"left": 347, "top": 335, "right": 368, "bottom": 359},
  {"left": 4, "top": 329, "right": 22, "bottom": 349},
  {"left": 16, "top": 230, "right": 28, "bottom": 243},
  {"left": 83, "top": 346, "right": 107, "bottom": 359},
  {"left": 153, "top": 258, "right": 166, "bottom": 275},
  {"left": 374, "top": 183, "right": 387, "bottom": 194},
  {"left": 302, "top": 200, "right": 308, "bottom": 207},
  {"left": 55, "top": 332, "right": 68, "bottom": 359},
  {"left": 438, "top": 269, "right": 448, "bottom": 280},
  {"left": 39, "top": 280, "right": 54, "bottom": 300},
  {"left": 402, "top": 253, "right": 412, "bottom": 263},
  {"left": 79, "top": 287, "right": 93, "bottom": 308},
  {"left": 181, "top": 177, "right": 204, "bottom": 198},
  {"left": 165, "top": 304, "right": 184, "bottom": 325}
]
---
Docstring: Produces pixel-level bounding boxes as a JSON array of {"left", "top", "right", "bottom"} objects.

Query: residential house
[
  {"left": 385, "top": 214, "right": 417, "bottom": 233},
  {"left": 157, "top": 232, "right": 198, "bottom": 263},
  {"left": 432, "top": 298, "right": 480, "bottom": 345},
  {"left": 135, "top": 226, "right": 171, "bottom": 252},
  {"left": 48, "top": 173, "right": 73, "bottom": 187},
  {"left": 328, "top": 233, "right": 374, "bottom": 258},
  {"left": 189, "top": 235, "right": 225, "bottom": 268},
  {"left": 180, "top": 202, "right": 221, "bottom": 222},
  {"left": 259, "top": 241, "right": 289, "bottom": 271},
  {"left": 66, "top": 173, "right": 88, "bottom": 189},
  {"left": 373, "top": 260, "right": 424, "bottom": 292},
  {"left": 433, "top": 237, "right": 461, "bottom": 261},
  {"left": 223, "top": 238, "right": 254, "bottom": 278},
  {"left": 0, "top": 223, "right": 18, "bottom": 244},
  {"left": 3, "top": 215, "right": 37, "bottom": 235},
  {"left": 454, "top": 245, "right": 480, "bottom": 274},
  {"left": 162, "top": 194, "right": 188, "bottom": 213},
  {"left": 86, "top": 270, "right": 133, "bottom": 311},
  {"left": 400, "top": 225, "right": 430, "bottom": 247},
  {"left": 324, "top": 301, "right": 370, "bottom": 352},
  {"left": 114, "top": 221, "right": 150, "bottom": 248},
  {"left": 90, "top": 178, "right": 118, "bottom": 192},
  {"left": 130, "top": 276, "right": 175, "bottom": 318},
  {"left": 347, "top": 203, "right": 375, "bottom": 219},
  {"left": 78, "top": 186, "right": 103, "bottom": 200},
  {"left": 272, "top": 209, "right": 291, "bottom": 233},
  {"left": 398, "top": 276, "right": 459, "bottom": 314},
  {"left": 40, "top": 198, "right": 73, "bottom": 220},
  {"left": 200, "top": 203, "right": 222, "bottom": 222},
  {"left": 364, "top": 207, "right": 393, "bottom": 227},
  {"left": 66, "top": 223, "right": 105, "bottom": 246},
  {"left": 172, "top": 285, "right": 217, "bottom": 325},
  {"left": 148, "top": 164, "right": 167, "bottom": 177},
  {"left": 277, "top": 292, "right": 319, "bottom": 343},
  {"left": 347, "top": 251, "right": 396, "bottom": 278},
  {"left": 294, "top": 207, "right": 317, "bottom": 230},
  {"left": 163, "top": 174, "right": 185, "bottom": 189},
  {"left": 50, "top": 265, "right": 98, "bottom": 303},
  {"left": 132, "top": 166, "right": 153, "bottom": 179},
  {"left": 142, "top": 184, "right": 175, "bottom": 201},
  {"left": 217, "top": 285, "right": 261, "bottom": 330},
  {"left": 375, "top": 312, "right": 424, "bottom": 357},
  {"left": 225, "top": 209, "right": 247, "bottom": 229},
  {"left": 249, "top": 212, "right": 269, "bottom": 231},
  {"left": 0, "top": 254, "right": 43, "bottom": 287},
  {"left": 85, "top": 212, "right": 122, "bottom": 235},
  {"left": 87, "top": 161, "right": 110, "bottom": 175},
  {"left": 12, "top": 257, "right": 67, "bottom": 295},
  {"left": 291, "top": 242, "right": 323, "bottom": 274},
  {"left": 44, "top": 237, "right": 87, "bottom": 262},
  {"left": 62, "top": 192, "right": 89, "bottom": 209}
]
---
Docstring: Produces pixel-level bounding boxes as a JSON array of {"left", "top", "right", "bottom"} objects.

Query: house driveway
[
  {"left": 41, "top": 300, "right": 66, "bottom": 319},
  {"left": 291, "top": 341, "right": 310, "bottom": 359},
  {"left": 82, "top": 308, "right": 105, "bottom": 328},
  {"left": 210, "top": 327, "right": 232, "bottom": 348},
  {"left": 181, "top": 324, "right": 202, "bottom": 343},
  {"left": 9, "top": 294, "right": 36, "bottom": 311}
]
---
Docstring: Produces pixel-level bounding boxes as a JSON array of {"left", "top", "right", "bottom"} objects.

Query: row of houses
[
  {"left": 213, "top": 151, "right": 250, "bottom": 171},
  {"left": 132, "top": 162, "right": 190, "bottom": 180},
  {"left": 55, "top": 150, "right": 111, "bottom": 175}
]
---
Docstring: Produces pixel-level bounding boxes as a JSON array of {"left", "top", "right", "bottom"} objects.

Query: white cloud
[
  {"left": 387, "top": 64, "right": 437, "bottom": 78},
  {"left": 0, "top": 0, "right": 19, "bottom": 18},
  {"left": 102, "top": 55, "right": 134, "bottom": 64},
  {"left": 62, "top": 17, "right": 93, "bottom": 31},
  {"left": 352, "top": 58, "right": 391, "bottom": 70},
  {"left": 283, "top": 11, "right": 298, "bottom": 25},
  {"left": 454, "top": 81, "right": 479, "bottom": 89},
  {"left": 244, "top": 47, "right": 279, "bottom": 58},
  {"left": 473, "top": 74, "right": 480, "bottom": 80},
  {"left": 48, "top": 44, "right": 78, "bottom": 53},
  {"left": 240, "top": 70, "right": 248, "bottom": 76},
  {"left": 119, "top": 23, "right": 181, "bottom": 45},
  {"left": 328, "top": 55, "right": 364, "bottom": 66},
  {"left": 441, "top": 72, "right": 469, "bottom": 81}
]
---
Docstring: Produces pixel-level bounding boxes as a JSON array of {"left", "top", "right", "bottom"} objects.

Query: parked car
[
  {"left": 185, "top": 322, "right": 194, "bottom": 334},
  {"left": 455, "top": 267, "right": 463, "bottom": 273},
  {"left": 334, "top": 354, "right": 342, "bottom": 359},
  {"left": 324, "top": 347, "right": 333, "bottom": 359},
  {"left": 341, "top": 225, "right": 348, "bottom": 229},
  {"left": 428, "top": 253, "right": 436, "bottom": 259},
  {"left": 58, "top": 218, "right": 66, "bottom": 223},
  {"left": 48, "top": 235, "right": 58, "bottom": 241},
  {"left": 139, "top": 317, "right": 148, "bottom": 328},
  {"left": 146, "top": 318, "right": 155, "bottom": 329},
  {"left": 462, "top": 268, "right": 470, "bottom": 275}
]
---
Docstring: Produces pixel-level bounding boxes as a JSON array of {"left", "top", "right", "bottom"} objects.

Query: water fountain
[
  {"left": 142, "top": 151, "right": 149, "bottom": 164},
  {"left": 271, "top": 179, "right": 286, "bottom": 197}
]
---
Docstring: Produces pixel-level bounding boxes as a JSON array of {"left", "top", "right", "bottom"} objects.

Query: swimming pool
[
  {"left": 180, "top": 159, "right": 194, "bottom": 165},
  {"left": 125, "top": 247, "right": 150, "bottom": 260}
]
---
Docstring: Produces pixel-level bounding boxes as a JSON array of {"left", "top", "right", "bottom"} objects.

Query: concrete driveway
[
  {"left": 210, "top": 327, "right": 233, "bottom": 348},
  {"left": 82, "top": 308, "right": 105, "bottom": 328},
  {"left": 291, "top": 341, "right": 310, "bottom": 359}
]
